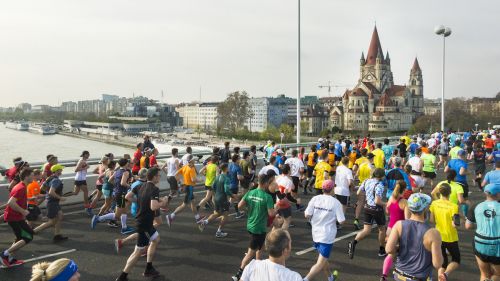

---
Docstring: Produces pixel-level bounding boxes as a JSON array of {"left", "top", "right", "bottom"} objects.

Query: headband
[{"left": 51, "top": 260, "right": 78, "bottom": 281}]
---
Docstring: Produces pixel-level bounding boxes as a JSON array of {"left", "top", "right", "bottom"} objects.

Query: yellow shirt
[
  {"left": 402, "top": 136, "right": 411, "bottom": 146},
  {"left": 354, "top": 157, "right": 368, "bottom": 167},
  {"left": 429, "top": 199, "right": 459, "bottom": 242},
  {"left": 372, "top": 148, "right": 385, "bottom": 169},
  {"left": 358, "top": 162, "right": 373, "bottom": 184},
  {"left": 204, "top": 163, "right": 217, "bottom": 187},
  {"left": 436, "top": 180, "right": 464, "bottom": 205},
  {"left": 179, "top": 165, "right": 197, "bottom": 186},
  {"left": 314, "top": 161, "right": 331, "bottom": 189},
  {"left": 348, "top": 152, "right": 357, "bottom": 169}
]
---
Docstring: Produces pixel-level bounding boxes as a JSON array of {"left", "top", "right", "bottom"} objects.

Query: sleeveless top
[
  {"left": 388, "top": 198, "right": 405, "bottom": 228},
  {"left": 396, "top": 220, "right": 433, "bottom": 279},
  {"left": 75, "top": 159, "right": 87, "bottom": 181},
  {"left": 114, "top": 168, "right": 129, "bottom": 194}
]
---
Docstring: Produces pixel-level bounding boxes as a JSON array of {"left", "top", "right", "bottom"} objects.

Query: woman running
[
  {"left": 380, "top": 181, "right": 409, "bottom": 281},
  {"left": 90, "top": 156, "right": 109, "bottom": 213},
  {"left": 97, "top": 160, "right": 117, "bottom": 226},
  {"left": 469, "top": 141, "right": 486, "bottom": 189},
  {"left": 73, "top": 151, "right": 91, "bottom": 216}
]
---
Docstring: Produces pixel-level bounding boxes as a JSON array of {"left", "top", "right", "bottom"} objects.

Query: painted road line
[{"left": 295, "top": 230, "right": 360, "bottom": 256}]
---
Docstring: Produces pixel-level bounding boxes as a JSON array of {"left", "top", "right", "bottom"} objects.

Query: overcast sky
[{"left": 0, "top": 0, "right": 499, "bottom": 107}]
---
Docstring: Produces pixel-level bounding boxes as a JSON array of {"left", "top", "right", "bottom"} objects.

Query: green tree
[
  {"left": 278, "top": 124, "right": 295, "bottom": 143},
  {"left": 217, "top": 91, "right": 253, "bottom": 133},
  {"left": 319, "top": 128, "right": 331, "bottom": 137}
]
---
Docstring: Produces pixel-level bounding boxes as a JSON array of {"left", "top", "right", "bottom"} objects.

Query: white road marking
[
  {"left": 295, "top": 230, "right": 360, "bottom": 256},
  {"left": 0, "top": 249, "right": 78, "bottom": 268}
]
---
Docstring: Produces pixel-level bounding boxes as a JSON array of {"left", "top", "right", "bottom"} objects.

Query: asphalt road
[{"left": 0, "top": 167, "right": 488, "bottom": 281}]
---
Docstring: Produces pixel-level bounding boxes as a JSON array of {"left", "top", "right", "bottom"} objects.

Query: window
[{"left": 412, "top": 79, "right": 416, "bottom": 86}]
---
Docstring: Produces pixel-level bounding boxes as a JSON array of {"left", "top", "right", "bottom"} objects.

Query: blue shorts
[
  {"left": 314, "top": 242, "right": 333, "bottom": 258},
  {"left": 183, "top": 186, "right": 194, "bottom": 203}
]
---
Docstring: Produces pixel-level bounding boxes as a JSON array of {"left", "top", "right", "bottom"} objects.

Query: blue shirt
[
  {"left": 361, "top": 178, "right": 385, "bottom": 207},
  {"left": 382, "top": 145, "right": 394, "bottom": 163},
  {"left": 448, "top": 159, "right": 468, "bottom": 183},
  {"left": 467, "top": 200, "right": 500, "bottom": 258},
  {"left": 228, "top": 163, "right": 242, "bottom": 189},
  {"left": 492, "top": 151, "right": 500, "bottom": 164},
  {"left": 409, "top": 143, "right": 419, "bottom": 154},
  {"left": 484, "top": 170, "right": 500, "bottom": 185},
  {"left": 265, "top": 146, "right": 275, "bottom": 161},
  {"left": 334, "top": 143, "right": 343, "bottom": 157},
  {"left": 130, "top": 180, "right": 145, "bottom": 217},
  {"left": 275, "top": 156, "right": 285, "bottom": 169}
]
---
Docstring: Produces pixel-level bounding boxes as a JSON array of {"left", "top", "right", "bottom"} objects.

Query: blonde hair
[{"left": 30, "top": 258, "right": 71, "bottom": 281}]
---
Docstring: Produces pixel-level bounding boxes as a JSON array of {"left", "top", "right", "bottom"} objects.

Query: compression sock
[
  {"left": 382, "top": 255, "right": 392, "bottom": 275},
  {"left": 120, "top": 214, "right": 128, "bottom": 229},
  {"left": 98, "top": 213, "right": 115, "bottom": 222}
]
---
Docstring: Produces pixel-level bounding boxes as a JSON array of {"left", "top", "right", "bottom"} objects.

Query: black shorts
[
  {"left": 74, "top": 180, "right": 87, "bottom": 187},
  {"left": 154, "top": 210, "right": 160, "bottom": 218},
  {"left": 248, "top": 232, "right": 266, "bottom": 250},
  {"left": 423, "top": 171, "right": 436, "bottom": 179},
  {"left": 205, "top": 185, "right": 213, "bottom": 191},
  {"left": 335, "top": 155, "right": 342, "bottom": 161},
  {"left": 167, "top": 176, "right": 179, "bottom": 191},
  {"left": 474, "top": 240, "right": 500, "bottom": 265},
  {"left": 47, "top": 202, "right": 61, "bottom": 219},
  {"left": 277, "top": 207, "right": 292, "bottom": 218},
  {"left": 96, "top": 184, "right": 103, "bottom": 192},
  {"left": 307, "top": 166, "right": 314, "bottom": 178},
  {"left": 457, "top": 182, "right": 469, "bottom": 199},
  {"left": 8, "top": 220, "right": 34, "bottom": 243},
  {"left": 441, "top": 241, "right": 461, "bottom": 267},
  {"left": 291, "top": 176, "right": 300, "bottom": 193},
  {"left": 475, "top": 164, "right": 486, "bottom": 175},
  {"left": 439, "top": 153, "right": 448, "bottom": 157},
  {"left": 335, "top": 195, "right": 349, "bottom": 206},
  {"left": 115, "top": 192, "right": 127, "bottom": 208},
  {"left": 26, "top": 204, "right": 41, "bottom": 221},
  {"left": 363, "top": 206, "right": 386, "bottom": 226},
  {"left": 466, "top": 147, "right": 474, "bottom": 154},
  {"left": 240, "top": 178, "right": 250, "bottom": 189},
  {"left": 137, "top": 227, "right": 158, "bottom": 248},
  {"left": 214, "top": 200, "right": 230, "bottom": 213}
]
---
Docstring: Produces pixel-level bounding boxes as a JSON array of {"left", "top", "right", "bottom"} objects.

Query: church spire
[
  {"left": 360, "top": 52, "right": 365, "bottom": 65},
  {"left": 366, "top": 25, "right": 383, "bottom": 65},
  {"left": 411, "top": 57, "right": 421, "bottom": 73}
]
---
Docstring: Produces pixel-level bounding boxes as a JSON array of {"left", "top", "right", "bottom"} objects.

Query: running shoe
[
  {"left": 353, "top": 219, "right": 361, "bottom": 230},
  {"left": 53, "top": 235, "right": 69, "bottom": 242},
  {"left": 235, "top": 212, "right": 246, "bottom": 219},
  {"left": 379, "top": 275, "right": 387, "bottom": 281},
  {"left": 0, "top": 252, "right": 11, "bottom": 267},
  {"left": 378, "top": 248, "right": 388, "bottom": 257},
  {"left": 115, "top": 275, "right": 128, "bottom": 281},
  {"left": 108, "top": 220, "right": 119, "bottom": 228},
  {"left": 296, "top": 205, "right": 306, "bottom": 212},
  {"left": 143, "top": 266, "right": 160, "bottom": 278},
  {"left": 121, "top": 226, "right": 135, "bottom": 235},
  {"left": 114, "top": 239, "right": 123, "bottom": 254},
  {"left": 347, "top": 241, "right": 355, "bottom": 259},
  {"left": 215, "top": 231, "right": 228, "bottom": 238},
  {"left": 91, "top": 215, "right": 99, "bottom": 230},
  {"left": 329, "top": 270, "right": 339, "bottom": 281},
  {"left": 165, "top": 214, "right": 174, "bottom": 228},
  {"left": 197, "top": 221, "right": 207, "bottom": 232},
  {"left": 86, "top": 208, "right": 94, "bottom": 217}
]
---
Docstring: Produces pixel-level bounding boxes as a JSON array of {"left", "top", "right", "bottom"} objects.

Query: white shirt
[
  {"left": 259, "top": 165, "right": 280, "bottom": 176},
  {"left": 181, "top": 153, "right": 192, "bottom": 166},
  {"left": 240, "top": 259, "right": 302, "bottom": 281},
  {"left": 427, "top": 138, "right": 436, "bottom": 148},
  {"left": 334, "top": 165, "right": 353, "bottom": 196},
  {"left": 166, "top": 157, "right": 179, "bottom": 177},
  {"left": 284, "top": 157, "right": 304, "bottom": 177},
  {"left": 408, "top": 156, "right": 422, "bottom": 172},
  {"left": 305, "top": 194, "right": 345, "bottom": 244}
]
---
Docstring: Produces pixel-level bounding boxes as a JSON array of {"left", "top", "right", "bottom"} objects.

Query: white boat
[
  {"left": 29, "top": 123, "right": 57, "bottom": 135},
  {"left": 5, "top": 121, "right": 29, "bottom": 131}
]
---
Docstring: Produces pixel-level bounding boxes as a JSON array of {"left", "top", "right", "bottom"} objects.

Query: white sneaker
[{"left": 216, "top": 231, "right": 228, "bottom": 238}]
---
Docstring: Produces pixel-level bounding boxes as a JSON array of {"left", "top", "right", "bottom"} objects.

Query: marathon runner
[{"left": 73, "top": 151, "right": 91, "bottom": 216}]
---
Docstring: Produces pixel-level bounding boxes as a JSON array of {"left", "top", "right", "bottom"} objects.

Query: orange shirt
[
  {"left": 421, "top": 147, "right": 429, "bottom": 154},
  {"left": 179, "top": 165, "right": 197, "bottom": 186},
  {"left": 485, "top": 138, "right": 494, "bottom": 149},
  {"left": 27, "top": 180, "right": 41, "bottom": 205}
]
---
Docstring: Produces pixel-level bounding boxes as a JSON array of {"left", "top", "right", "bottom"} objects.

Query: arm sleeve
[{"left": 285, "top": 193, "right": 297, "bottom": 203}]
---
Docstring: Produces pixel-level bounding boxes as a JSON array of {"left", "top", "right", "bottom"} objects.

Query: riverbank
[{"left": 57, "top": 131, "right": 136, "bottom": 149}]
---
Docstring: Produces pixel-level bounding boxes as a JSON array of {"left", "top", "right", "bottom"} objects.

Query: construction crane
[{"left": 318, "top": 81, "right": 351, "bottom": 97}]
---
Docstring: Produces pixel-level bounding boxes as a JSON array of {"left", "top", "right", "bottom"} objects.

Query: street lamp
[
  {"left": 434, "top": 25, "right": 452, "bottom": 132},
  {"left": 475, "top": 123, "right": 479, "bottom": 132},
  {"left": 296, "top": 0, "right": 301, "bottom": 143},
  {"left": 488, "top": 122, "right": 491, "bottom": 130}
]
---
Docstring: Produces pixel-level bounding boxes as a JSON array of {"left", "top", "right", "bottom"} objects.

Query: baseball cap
[
  {"left": 484, "top": 184, "right": 500, "bottom": 196},
  {"left": 457, "top": 150, "right": 467, "bottom": 157},
  {"left": 276, "top": 149, "right": 284, "bottom": 154},
  {"left": 322, "top": 179, "right": 334, "bottom": 192},
  {"left": 367, "top": 153, "right": 375, "bottom": 159},
  {"left": 50, "top": 164, "right": 65, "bottom": 173},
  {"left": 408, "top": 193, "right": 431, "bottom": 213}
]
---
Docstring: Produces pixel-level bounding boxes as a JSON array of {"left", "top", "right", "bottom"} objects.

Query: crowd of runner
[{"left": 1, "top": 131, "right": 500, "bottom": 281}]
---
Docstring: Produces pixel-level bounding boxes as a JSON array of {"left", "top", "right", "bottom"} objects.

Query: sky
[{"left": 0, "top": 0, "right": 499, "bottom": 107}]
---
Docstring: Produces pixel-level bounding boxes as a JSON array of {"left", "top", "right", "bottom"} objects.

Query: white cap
[{"left": 276, "top": 149, "right": 284, "bottom": 154}]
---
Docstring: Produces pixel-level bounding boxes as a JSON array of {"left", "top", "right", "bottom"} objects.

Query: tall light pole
[
  {"left": 434, "top": 25, "right": 452, "bottom": 132},
  {"left": 296, "top": 0, "right": 301, "bottom": 144}
]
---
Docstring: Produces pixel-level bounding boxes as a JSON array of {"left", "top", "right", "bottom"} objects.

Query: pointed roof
[
  {"left": 377, "top": 92, "right": 394, "bottom": 107},
  {"left": 385, "top": 51, "right": 390, "bottom": 61},
  {"left": 411, "top": 57, "right": 421, "bottom": 73},
  {"left": 360, "top": 52, "right": 365, "bottom": 61},
  {"left": 366, "top": 26, "right": 383, "bottom": 65}
]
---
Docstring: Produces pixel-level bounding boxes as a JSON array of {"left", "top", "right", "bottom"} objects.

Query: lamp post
[
  {"left": 475, "top": 123, "right": 479, "bottom": 132},
  {"left": 296, "top": 0, "right": 301, "bottom": 143},
  {"left": 488, "top": 122, "right": 491, "bottom": 130},
  {"left": 434, "top": 25, "right": 452, "bottom": 132}
]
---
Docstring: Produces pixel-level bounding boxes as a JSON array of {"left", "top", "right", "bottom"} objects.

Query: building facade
[
  {"left": 175, "top": 102, "right": 219, "bottom": 130},
  {"left": 245, "top": 95, "right": 293, "bottom": 132},
  {"left": 342, "top": 26, "right": 424, "bottom": 132}
]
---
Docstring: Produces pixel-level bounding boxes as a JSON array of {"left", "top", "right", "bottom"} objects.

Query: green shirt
[
  {"left": 243, "top": 188, "right": 274, "bottom": 234},
  {"left": 421, "top": 153, "right": 436, "bottom": 172},
  {"left": 240, "top": 159, "right": 250, "bottom": 177},
  {"left": 205, "top": 163, "right": 217, "bottom": 187},
  {"left": 214, "top": 174, "right": 232, "bottom": 203},
  {"left": 449, "top": 146, "right": 461, "bottom": 160}
]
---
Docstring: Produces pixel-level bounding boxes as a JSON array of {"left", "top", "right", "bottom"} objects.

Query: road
[{"left": 0, "top": 168, "right": 486, "bottom": 281}]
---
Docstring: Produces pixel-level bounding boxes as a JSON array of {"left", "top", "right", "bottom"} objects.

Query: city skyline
[{"left": 0, "top": 0, "right": 499, "bottom": 107}]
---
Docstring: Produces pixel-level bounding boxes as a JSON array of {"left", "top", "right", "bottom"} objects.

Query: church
[{"left": 339, "top": 26, "right": 424, "bottom": 132}]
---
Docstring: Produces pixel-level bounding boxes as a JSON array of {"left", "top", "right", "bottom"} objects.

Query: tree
[
  {"left": 279, "top": 124, "right": 295, "bottom": 143},
  {"left": 217, "top": 91, "right": 253, "bottom": 133},
  {"left": 319, "top": 128, "right": 331, "bottom": 138}
]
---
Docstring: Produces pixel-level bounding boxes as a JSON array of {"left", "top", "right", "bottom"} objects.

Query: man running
[
  {"left": 445, "top": 149, "right": 469, "bottom": 216},
  {"left": 284, "top": 149, "right": 305, "bottom": 210},
  {"left": 73, "top": 150, "right": 91, "bottom": 216},
  {"left": 1, "top": 168, "right": 34, "bottom": 267},
  {"left": 198, "top": 155, "right": 219, "bottom": 212},
  {"left": 132, "top": 143, "right": 143, "bottom": 176},
  {"left": 115, "top": 167, "right": 169, "bottom": 281},
  {"left": 162, "top": 148, "right": 181, "bottom": 197},
  {"left": 313, "top": 151, "right": 331, "bottom": 195},
  {"left": 304, "top": 179, "right": 344, "bottom": 281},
  {"left": 334, "top": 157, "right": 354, "bottom": 218}
]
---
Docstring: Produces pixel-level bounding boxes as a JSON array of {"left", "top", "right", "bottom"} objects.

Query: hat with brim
[
  {"left": 51, "top": 164, "right": 65, "bottom": 173},
  {"left": 408, "top": 193, "right": 431, "bottom": 213},
  {"left": 484, "top": 183, "right": 500, "bottom": 196}
]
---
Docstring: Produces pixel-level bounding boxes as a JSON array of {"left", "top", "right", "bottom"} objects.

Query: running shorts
[
  {"left": 102, "top": 188, "right": 113, "bottom": 198},
  {"left": 441, "top": 241, "right": 461, "bottom": 267},
  {"left": 363, "top": 205, "right": 386, "bottom": 226},
  {"left": 248, "top": 231, "right": 266, "bottom": 250},
  {"left": 277, "top": 207, "right": 292, "bottom": 218},
  {"left": 74, "top": 180, "right": 87, "bottom": 187},
  {"left": 423, "top": 171, "right": 436, "bottom": 179},
  {"left": 314, "top": 242, "right": 333, "bottom": 259},
  {"left": 307, "top": 166, "right": 314, "bottom": 178},
  {"left": 8, "top": 220, "right": 34, "bottom": 244},
  {"left": 167, "top": 176, "right": 179, "bottom": 192},
  {"left": 26, "top": 204, "right": 41, "bottom": 221},
  {"left": 291, "top": 176, "right": 300, "bottom": 193},
  {"left": 95, "top": 184, "right": 103, "bottom": 192},
  {"left": 137, "top": 227, "right": 159, "bottom": 248},
  {"left": 473, "top": 240, "right": 500, "bottom": 265},
  {"left": 335, "top": 195, "right": 349, "bottom": 206},
  {"left": 115, "top": 192, "right": 127, "bottom": 208},
  {"left": 214, "top": 200, "right": 230, "bottom": 213},
  {"left": 205, "top": 185, "right": 213, "bottom": 191},
  {"left": 183, "top": 186, "right": 194, "bottom": 203},
  {"left": 457, "top": 182, "right": 469, "bottom": 199},
  {"left": 47, "top": 202, "right": 61, "bottom": 219}
]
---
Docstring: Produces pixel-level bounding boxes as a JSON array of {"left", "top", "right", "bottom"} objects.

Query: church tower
[{"left": 409, "top": 57, "right": 424, "bottom": 113}]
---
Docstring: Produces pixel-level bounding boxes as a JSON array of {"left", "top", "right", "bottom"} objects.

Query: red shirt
[
  {"left": 149, "top": 155, "right": 158, "bottom": 167},
  {"left": 485, "top": 138, "right": 495, "bottom": 149},
  {"left": 4, "top": 182, "right": 28, "bottom": 222},
  {"left": 132, "top": 149, "right": 142, "bottom": 173}
]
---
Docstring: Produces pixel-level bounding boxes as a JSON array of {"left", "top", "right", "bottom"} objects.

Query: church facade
[{"left": 341, "top": 26, "right": 424, "bottom": 132}]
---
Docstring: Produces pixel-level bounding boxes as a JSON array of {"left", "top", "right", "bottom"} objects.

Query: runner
[
  {"left": 96, "top": 160, "right": 117, "bottom": 227},
  {"left": 385, "top": 157, "right": 411, "bottom": 199},
  {"left": 197, "top": 155, "right": 219, "bottom": 212},
  {"left": 348, "top": 168, "right": 387, "bottom": 259},
  {"left": 34, "top": 164, "right": 69, "bottom": 242},
  {"left": 231, "top": 173, "right": 277, "bottom": 281},
  {"left": 132, "top": 143, "right": 143, "bottom": 176},
  {"left": 465, "top": 183, "right": 500, "bottom": 281},
  {"left": 386, "top": 193, "right": 444, "bottom": 281},
  {"left": 0, "top": 168, "right": 34, "bottom": 267},
  {"left": 239, "top": 151, "right": 252, "bottom": 194},
  {"left": 284, "top": 149, "right": 305, "bottom": 210},
  {"left": 41, "top": 155, "right": 57, "bottom": 182},
  {"left": 445, "top": 149, "right": 470, "bottom": 216},
  {"left": 109, "top": 158, "right": 135, "bottom": 234},
  {"left": 381, "top": 138, "right": 393, "bottom": 169},
  {"left": 140, "top": 148, "right": 152, "bottom": 169},
  {"left": 397, "top": 139, "right": 407, "bottom": 165},
  {"left": 220, "top": 142, "right": 231, "bottom": 164},
  {"left": 197, "top": 163, "right": 236, "bottom": 238},
  {"left": 165, "top": 155, "right": 202, "bottom": 226},
  {"left": 303, "top": 179, "right": 344, "bottom": 281},
  {"left": 73, "top": 150, "right": 91, "bottom": 216},
  {"left": 353, "top": 150, "right": 373, "bottom": 230},
  {"left": 334, "top": 157, "right": 354, "bottom": 219},
  {"left": 90, "top": 155, "right": 109, "bottom": 213},
  {"left": 240, "top": 229, "right": 302, "bottom": 281},
  {"left": 421, "top": 146, "right": 437, "bottom": 188},
  {"left": 407, "top": 138, "right": 419, "bottom": 158},
  {"left": 305, "top": 145, "right": 319, "bottom": 193},
  {"left": 248, "top": 145, "right": 258, "bottom": 189},
  {"left": 380, "top": 181, "right": 409, "bottom": 280},
  {"left": 482, "top": 161, "right": 500, "bottom": 187},
  {"left": 469, "top": 141, "right": 487, "bottom": 189},
  {"left": 26, "top": 169, "right": 44, "bottom": 227},
  {"left": 149, "top": 148, "right": 159, "bottom": 168},
  {"left": 162, "top": 148, "right": 181, "bottom": 197},
  {"left": 115, "top": 167, "right": 168, "bottom": 281},
  {"left": 429, "top": 183, "right": 461, "bottom": 280},
  {"left": 258, "top": 156, "right": 280, "bottom": 176},
  {"left": 372, "top": 143, "right": 385, "bottom": 169},
  {"left": 431, "top": 170, "right": 465, "bottom": 206},
  {"left": 437, "top": 137, "right": 449, "bottom": 170},
  {"left": 181, "top": 146, "right": 193, "bottom": 166},
  {"left": 449, "top": 140, "right": 462, "bottom": 160},
  {"left": 408, "top": 148, "right": 425, "bottom": 192},
  {"left": 313, "top": 151, "right": 331, "bottom": 195},
  {"left": 30, "top": 258, "right": 80, "bottom": 281},
  {"left": 274, "top": 164, "right": 296, "bottom": 230},
  {"left": 142, "top": 134, "right": 155, "bottom": 151}
]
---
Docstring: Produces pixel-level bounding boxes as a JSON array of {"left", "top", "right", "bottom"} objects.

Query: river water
[{"left": 0, "top": 125, "right": 132, "bottom": 166}]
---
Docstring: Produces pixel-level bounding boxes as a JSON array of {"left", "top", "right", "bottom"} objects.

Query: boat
[
  {"left": 5, "top": 121, "right": 29, "bottom": 131},
  {"left": 29, "top": 123, "right": 57, "bottom": 135}
]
